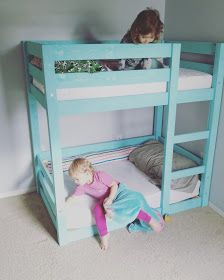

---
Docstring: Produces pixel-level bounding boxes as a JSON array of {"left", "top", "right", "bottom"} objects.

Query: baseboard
[
  {"left": 0, "top": 186, "right": 36, "bottom": 199},
  {"left": 209, "top": 202, "right": 224, "bottom": 218}
]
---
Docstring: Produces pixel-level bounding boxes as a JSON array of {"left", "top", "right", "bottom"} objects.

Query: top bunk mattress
[{"left": 33, "top": 68, "right": 212, "bottom": 101}]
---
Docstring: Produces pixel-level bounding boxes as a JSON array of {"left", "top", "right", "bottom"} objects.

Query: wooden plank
[
  {"left": 160, "top": 43, "right": 181, "bottom": 214},
  {"left": 26, "top": 41, "right": 43, "bottom": 58},
  {"left": 30, "top": 85, "right": 46, "bottom": 108},
  {"left": 58, "top": 92, "right": 168, "bottom": 115},
  {"left": 171, "top": 166, "right": 205, "bottom": 179},
  {"left": 154, "top": 106, "right": 163, "bottom": 139},
  {"left": 176, "top": 88, "right": 213, "bottom": 104},
  {"left": 61, "top": 135, "right": 154, "bottom": 158},
  {"left": 201, "top": 43, "right": 224, "bottom": 206},
  {"left": 28, "top": 63, "right": 45, "bottom": 84},
  {"left": 42, "top": 45, "right": 68, "bottom": 246},
  {"left": 38, "top": 171, "right": 56, "bottom": 212},
  {"left": 44, "top": 43, "right": 172, "bottom": 60},
  {"left": 39, "top": 187, "right": 57, "bottom": 229},
  {"left": 22, "top": 42, "right": 42, "bottom": 193},
  {"left": 180, "top": 60, "right": 213, "bottom": 74},
  {"left": 169, "top": 197, "right": 202, "bottom": 214},
  {"left": 167, "top": 41, "right": 215, "bottom": 55},
  {"left": 174, "top": 130, "right": 209, "bottom": 144}
]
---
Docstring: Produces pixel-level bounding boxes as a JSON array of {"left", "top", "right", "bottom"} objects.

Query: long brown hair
[{"left": 130, "top": 8, "right": 164, "bottom": 43}]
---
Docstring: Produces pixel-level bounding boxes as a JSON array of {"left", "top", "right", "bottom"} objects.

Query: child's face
[
  {"left": 73, "top": 170, "right": 93, "bottom": 185},
  {"left": 138, "top": 33, "right": 155, "bottom": 44}
]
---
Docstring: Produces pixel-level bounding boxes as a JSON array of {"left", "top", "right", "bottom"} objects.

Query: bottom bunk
[
  {"left": 64, "top": 159, "right": 200, "bottom": 230},
  {"left": 38, "top": 140, "right": 202, "bottom": 245}
]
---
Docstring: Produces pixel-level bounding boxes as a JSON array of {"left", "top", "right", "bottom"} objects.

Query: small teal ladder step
[
  {"left": 171, "top": 166, "right": 206, "bottom": 180},
  {"left": 173, "top": 130, "right": 209, "bottom": 144}
]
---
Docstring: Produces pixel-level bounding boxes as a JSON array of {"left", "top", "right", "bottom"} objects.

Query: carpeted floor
[{"left": 1, "top": 192, "right": 224, "bottom": 280}]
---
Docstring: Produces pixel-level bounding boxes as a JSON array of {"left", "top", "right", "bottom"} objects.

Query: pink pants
[{"left": 93, "top": 204, "right": 152, "bottom": 237}]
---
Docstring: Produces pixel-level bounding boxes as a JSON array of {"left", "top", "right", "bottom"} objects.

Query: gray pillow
[{"left": 128, "top": 140, "right": 198, "bottom": 192}]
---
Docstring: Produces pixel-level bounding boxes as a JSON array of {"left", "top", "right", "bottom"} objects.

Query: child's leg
[
  {"left": 137, "top": 209, "right": 152, "bottom": 223},
  {"left": 93, "top": 204, "right": 109, "bottom": 250},
  {"left": 137, "top": 209, "right": 163, "bottom": 233}
]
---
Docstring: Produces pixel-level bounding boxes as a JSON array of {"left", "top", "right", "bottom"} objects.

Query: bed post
[
  {"left": 22, "top": 42, "right": 42, "bottom": 194},
  {"left": 160, "top": 43, "right": 181, "bottom": 214},
  {"left": 42, "top": 45, "right": 68, "bottom": 246},
  {"left": 154, "top": 106, "right": 163, "bottom": 139},
  {"left": 201, "top": 43, "right": 224, "bottom": 206}
]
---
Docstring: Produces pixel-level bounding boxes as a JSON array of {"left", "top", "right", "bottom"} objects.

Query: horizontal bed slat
[
  {"left": 180, "top": 60, "right": 213, "bottom": 74},
  {"left": 168, "top": 41, "right": 216, "bottom": 55},
  {"left": 174, "top": 130, "right": 210, "bottom": 143},
  {"left": 169, "top": 197, "right": 202, "bottom": 214},
  {"left": 26, "top": 41, "right": 43, "bottom": 58},
  {"left": 43, "top": 43, "right": 172, "bottom": 60},
  {"left": 171, "top": 166, "right": 205, "bottom": 179},
  {"left": 55, "top": 68, "right": 170, "bottom": 88},
  {"left": 30, "top": 85, "right": 47, "bottom": 108},
  {"left": 39, "top": 187, "right": 57, "bottom": 229},
  {"left": 176, "top": 88, "right": 213, "bottom": 103},
  {"left": 28, "top": 63, "right": 45, "bottom": 84},
  {"left": 58, "top": 92, "right": 168, "bottom": 115}
]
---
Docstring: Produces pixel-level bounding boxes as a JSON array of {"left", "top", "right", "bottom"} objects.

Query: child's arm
[
  {"left": 66, "top": 185, "right": 85, "bottom": 204},
  {"left": 103, "top": 181, "right": 119, "bottom": 206},
  {"left": 66, "top": 194, "right": 79, "bottom": 204}
]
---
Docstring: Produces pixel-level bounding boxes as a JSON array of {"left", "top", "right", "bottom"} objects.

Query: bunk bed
[{"left": 23, "top": 40, "right": 224, "bottom": 245}]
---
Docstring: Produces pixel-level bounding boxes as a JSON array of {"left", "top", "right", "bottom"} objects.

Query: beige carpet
[{"left": 1, "top": 192, "right": 224, "bottom": 280}]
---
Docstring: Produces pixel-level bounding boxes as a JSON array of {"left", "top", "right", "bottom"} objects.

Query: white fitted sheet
[
  {"left": 33, "top": 68, "right": 212, "bottom": 101},
  {"left": 64, "top": 160, "right": 200, "bottom": 229}
]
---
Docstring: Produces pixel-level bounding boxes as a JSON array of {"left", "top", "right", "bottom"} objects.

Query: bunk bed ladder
[
  {"left": 160, "top": 43, "right": 181, "bottom": 214},
  {"left": 200, "top": 43, "right": 224, "bottom": 206}
]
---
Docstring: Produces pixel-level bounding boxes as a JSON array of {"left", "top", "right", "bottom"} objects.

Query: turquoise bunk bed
[{"left": 23, "top": 40, "right": 224, "bottom": 246}]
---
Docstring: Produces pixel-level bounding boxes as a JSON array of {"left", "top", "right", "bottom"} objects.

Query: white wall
[
  {"left": 165, "top": 0, "right": 224, "bottom": 213},
  {"left": 0, "top": 0, "right": 165, "bottom": 196}
]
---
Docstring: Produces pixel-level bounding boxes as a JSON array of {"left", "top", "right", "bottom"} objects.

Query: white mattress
[
  {"left": 64, "top": 160, "right": 200, "bottom": 229},
  {"left": 33, "top": 68, "right": 212, "bottom": 101}
]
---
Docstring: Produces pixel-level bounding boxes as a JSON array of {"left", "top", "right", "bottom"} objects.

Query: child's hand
[
  {"left": 103, "top": 197, "right": 113, "bottom": 207},
  {"left": 142, "top": 58, "right": 152, "bottom": 69},
  {"left": 103, "top": 197, "right": 113, "bottom": 219},
  {"left": 66, "top": 195, "right": 76, "bottom": 205}
]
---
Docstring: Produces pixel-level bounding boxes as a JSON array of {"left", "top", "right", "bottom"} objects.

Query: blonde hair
[{"left": 68, "top": 158, "right": 94, "bottom": 177}]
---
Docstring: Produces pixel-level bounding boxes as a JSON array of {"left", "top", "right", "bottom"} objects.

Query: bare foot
[
  {"left": 100, "top": 233, "right": 110, "bottom": 250},
  {"left": 149, "top": 218, "right": 163, "bottom": 233}
]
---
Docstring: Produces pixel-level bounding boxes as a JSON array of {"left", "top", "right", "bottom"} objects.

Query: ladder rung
[
  {"left": 174, "top": 131, "right": 209, "bottom": 144},
  {"left": 171, "top": 166, "right": 205, "bottom": 179}
]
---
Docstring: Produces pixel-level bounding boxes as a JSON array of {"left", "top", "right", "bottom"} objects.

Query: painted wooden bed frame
[{"left": 23, "top": 40, "right": 224, "bottom": 245}]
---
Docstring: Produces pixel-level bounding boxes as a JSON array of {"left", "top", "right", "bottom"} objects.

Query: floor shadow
[{"left": 22, "top": 192, "right": 57, "bottom": 242}]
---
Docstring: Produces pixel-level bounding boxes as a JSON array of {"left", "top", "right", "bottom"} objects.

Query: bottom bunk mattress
[{"left": 64, "top": 159, "right": 200, "bottom": 229}]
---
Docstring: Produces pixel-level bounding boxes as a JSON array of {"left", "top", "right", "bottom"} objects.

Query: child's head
[
  {"left": 130, "top": 8, "right": 164, "bottom": 44},
  {"left": 68, "top": 158, "right": 94, "bottom": 185}
]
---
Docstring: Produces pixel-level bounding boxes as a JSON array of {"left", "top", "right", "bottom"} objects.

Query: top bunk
[{"left": 23, "top": 40, "right": 224, "bottom": 115}]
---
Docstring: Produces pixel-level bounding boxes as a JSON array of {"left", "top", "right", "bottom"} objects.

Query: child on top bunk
[
  {"left": 66, "top": 158, "right": 164, "bottom": 251},
  {"left": 121, "top": 7, "right": 164, "bottom": 70},
  {"left": 31, "top": 8, "right": 164, "bottom": 73},
  {"left": 102, "top": 7, "right": 164, "bottom": 71}
]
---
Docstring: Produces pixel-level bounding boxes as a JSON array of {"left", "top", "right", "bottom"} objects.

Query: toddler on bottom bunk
[{"left": 66, "top": 158, "right": 164, "bottom": 251}]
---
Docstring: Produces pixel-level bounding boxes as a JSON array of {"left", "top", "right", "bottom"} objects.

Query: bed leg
[{"left": 163, "top": 214, "right": 172, "bottom": 223}]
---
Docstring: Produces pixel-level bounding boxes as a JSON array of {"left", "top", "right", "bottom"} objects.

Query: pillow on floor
[{"left": 128, "top": 140, "right": 198, "bottom": 192}]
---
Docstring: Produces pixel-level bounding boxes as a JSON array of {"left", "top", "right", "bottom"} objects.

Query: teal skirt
[{"left": 108, "top": 183, "right": 164, "bottom": 233}]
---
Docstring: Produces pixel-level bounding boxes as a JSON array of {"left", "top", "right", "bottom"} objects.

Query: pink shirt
[{"left": 73, "top": 170, "right": 119, "bottom": 200}]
